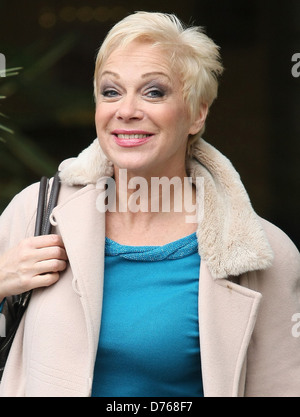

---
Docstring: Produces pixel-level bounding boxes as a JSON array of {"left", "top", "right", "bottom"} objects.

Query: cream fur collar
[{"left": 59, "top": 138, "right": 273, "bottom": 279}]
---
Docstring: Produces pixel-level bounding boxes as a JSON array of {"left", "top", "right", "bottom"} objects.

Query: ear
[{"left": 188, "top": 103, "right": 209, "bottom": 135}]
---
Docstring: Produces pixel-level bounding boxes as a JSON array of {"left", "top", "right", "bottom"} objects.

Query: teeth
[{"left": 116, "top": 134, "right": 150, "bottom": 139}]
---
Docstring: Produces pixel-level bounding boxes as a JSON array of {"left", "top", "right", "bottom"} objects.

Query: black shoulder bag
[{"left": 0, "top": 172, "right": 61, "bottom": 381}]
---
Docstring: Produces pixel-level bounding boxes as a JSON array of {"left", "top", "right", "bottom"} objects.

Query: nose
[{"left": 115, "top": 94, "right": 143, "bottom": 121}]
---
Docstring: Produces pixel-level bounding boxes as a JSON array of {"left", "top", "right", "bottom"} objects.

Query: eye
[
  {"left": 101, "top": 88, "right": 120, "bottom": 98},
  {"left": 145, "top": 88, "right": 165, "bottom": 98}
]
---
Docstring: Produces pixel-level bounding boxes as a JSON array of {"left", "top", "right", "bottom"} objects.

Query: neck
[
  {"left": 112, "top": 166, "right": 195, "bottom": 217},
  {"left": 104, "top": 166, "right": 198, "bottom": 245}
]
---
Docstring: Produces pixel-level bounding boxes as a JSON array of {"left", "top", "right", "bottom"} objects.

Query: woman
[{"left": 0, "top": 12, "right": 299, "bottom": 397}]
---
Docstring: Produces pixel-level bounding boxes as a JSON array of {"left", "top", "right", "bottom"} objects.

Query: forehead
[{"left": 99, "top": 41, "right": 176, "bottom": 81}]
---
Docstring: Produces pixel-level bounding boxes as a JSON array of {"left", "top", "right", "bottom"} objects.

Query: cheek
[
  {"left": 156, "top": 105, "right": 185, "bottom": 130},
  {"left": 165, "top": 106, "right": 191, "bottom": 137},
  {"left": 95, "top": 104, "right": 114, "bottom": 129},
  {"left": 95, "top": 106, "right": 101, "bottom": 128},
  {"left": 95, "top": 105, "right": 105, "bottom": 127},
  {"left": 95, "top": 107, "right": 110, "bottom": 148}
]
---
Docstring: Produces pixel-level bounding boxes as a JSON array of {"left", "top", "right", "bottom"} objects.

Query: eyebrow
[
  {"left": 142, "top": 72, "right": 171, "bottom": 81},
  {"left": 100, "top": 70, "right": 171, "bottom": 81}
]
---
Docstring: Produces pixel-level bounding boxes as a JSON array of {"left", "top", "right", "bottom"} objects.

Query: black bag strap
[
  {"left": 42, "top": 172, "right": 61, "bottom": 235},
  {"left": 22, "top": 171, "right": 61, "bottom": 303},
  {"left": 34, "top": 176, "right": 49, "bottom": 237},
  {"left": 35, "top": 172, "right": 61, "bottom": 236},
  {"left": 0, "top": 172, "right": 61, "bottom": 380}
]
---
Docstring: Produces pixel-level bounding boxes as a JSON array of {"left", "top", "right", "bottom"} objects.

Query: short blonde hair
[{"left": 94, "top": 11, "right": 224, "bottom": 150}]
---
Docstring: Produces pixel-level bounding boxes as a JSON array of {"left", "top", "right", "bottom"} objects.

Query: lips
[
  {"left": 112, "top": 130, "right": 154, "bottom": 147},
  {"left": 116, "top": 134, "right": 150, "bottom": 139}
]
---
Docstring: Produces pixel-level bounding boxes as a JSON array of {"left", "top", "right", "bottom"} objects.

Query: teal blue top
[{"left": 92, "top": 232, "right": 203, "bottom": 397}]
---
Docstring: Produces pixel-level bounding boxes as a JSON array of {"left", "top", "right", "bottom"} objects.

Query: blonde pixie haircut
[{"left": 94, "top": 11, "right": 224, "bottom": 152}]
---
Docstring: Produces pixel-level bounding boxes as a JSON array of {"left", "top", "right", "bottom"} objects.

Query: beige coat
[{"left": 0, "top": 138, "right": 299, "bottom": 397}]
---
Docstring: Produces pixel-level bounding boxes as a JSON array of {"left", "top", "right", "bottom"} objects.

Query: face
[{"left": 95, "top": 41, "right": 205, "bottom": 177}]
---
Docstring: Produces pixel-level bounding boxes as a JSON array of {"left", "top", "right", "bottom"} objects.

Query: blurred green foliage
[{"left": 0, "top": 33, "right": 95, "bottom": 213}]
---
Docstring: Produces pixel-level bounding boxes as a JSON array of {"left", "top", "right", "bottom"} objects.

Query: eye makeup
[{"left": 98, "top": 70, "right": 173, "bottom": 100}]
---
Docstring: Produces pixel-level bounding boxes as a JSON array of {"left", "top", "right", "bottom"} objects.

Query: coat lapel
[
  {"left": 188, "top": 139, "right": 274, "bottom": 279},
  {"left": 52, "top": 184, "right": 105, "bottom": 357},
  {"left": 199, "top": 262, "right": 262, "bottom": 396}
]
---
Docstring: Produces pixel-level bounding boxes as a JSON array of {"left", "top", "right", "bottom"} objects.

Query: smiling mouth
[
  {"left": 112, "top": 132, "right": 154, "bottom": 147},
  {"left": 115, "top": 134, "right": 152, "bottom": 139}
]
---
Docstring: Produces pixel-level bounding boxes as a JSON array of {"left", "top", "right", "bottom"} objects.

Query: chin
[
  {"left": 111, "top": 154, "right": 154, "bottom": 173},
  {"left": 116, "top": 163, "right": 149, "bottom": 174}
]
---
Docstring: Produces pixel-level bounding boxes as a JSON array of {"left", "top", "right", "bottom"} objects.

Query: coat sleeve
[
  {"left": 0, "top": 183, "right": 40, "bottom": 329},
  {"left": 244, "top": 219, "right": 300, "bottom": 396}
]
